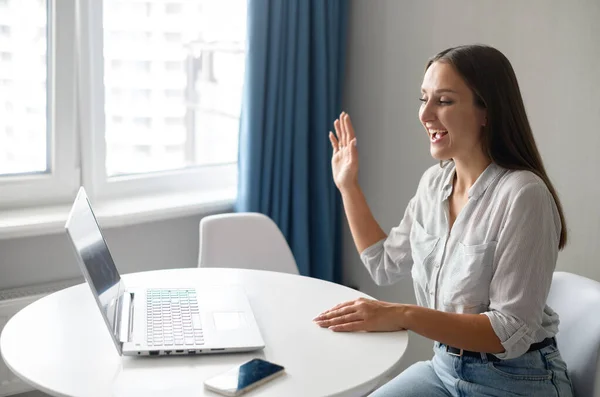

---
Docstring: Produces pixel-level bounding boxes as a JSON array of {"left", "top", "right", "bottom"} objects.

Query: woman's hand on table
[{"left": 313, "top": 298, "right": 407, "bottom": 332}]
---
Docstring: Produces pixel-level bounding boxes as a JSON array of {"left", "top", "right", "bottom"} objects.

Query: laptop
[{"left": 65, "top": 187, "right": 265, "bottom": 357}]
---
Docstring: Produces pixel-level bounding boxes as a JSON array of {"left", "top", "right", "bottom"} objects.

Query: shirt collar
[
  {"left": 469, "top": 162, "right": 504, "bottom": 199},
  {"left": 441, "top": 163, "right": 455, "bottom": 201},
  {"left": 441, "top": 162, "right": 504, "bottom": 201}
]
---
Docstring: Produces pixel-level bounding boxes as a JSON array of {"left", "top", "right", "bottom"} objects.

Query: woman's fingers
[
  {"left": 333, "top": 118, "right": 343, "bottom": 146},
  {"left": 329, "top": 131, "right": 339, "bottom": 152},
  {"left": 329, "top": 321, "right": 366, "bottom": 332},
  {"left": 315, "top": 305, "right": 356, "bottom": 321},
  {"left": 332, "top": 112, "right": 356, "bottom": 152},
  {"left": 315, "top": 312, "right": 362, "bottom": 328},
  {"left": 349, "top": 138, "right": 357, "bottom": 162},
  {"left": 325, "top": 299, "right": 355, "bottom": 313},
  {"left": 339, "top": 112, "right": 348, "bottom": 147},
  {"left": 343, "top": 113, "right": 356, "bottom": 142},
  {"left": 313, "top": 299, "right": 356, "bottom": 321}
]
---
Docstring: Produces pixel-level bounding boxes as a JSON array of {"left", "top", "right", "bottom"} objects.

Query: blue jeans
[{"left": 370, "top": 342, "right": 574, "bottom": 397}]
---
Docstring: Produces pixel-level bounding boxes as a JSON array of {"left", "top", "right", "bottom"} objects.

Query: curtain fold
[{"left": 236, "top": 0, "right": 348, "bottom": 282}]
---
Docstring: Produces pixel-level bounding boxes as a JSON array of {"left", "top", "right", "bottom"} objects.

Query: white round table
[{"left": 1, "top": 268, "right": 408, "bottom": 397}]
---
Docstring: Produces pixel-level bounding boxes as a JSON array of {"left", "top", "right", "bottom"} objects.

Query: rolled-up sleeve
[
  {"left": 483, "top": 182, "right": 561, "bottom": 359},
  {"left": 360, "top": 197, "right": 416, "bottom": 286}
]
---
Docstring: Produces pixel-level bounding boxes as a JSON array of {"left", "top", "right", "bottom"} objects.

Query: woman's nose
[{"left": 419, "top": 101, "right": 436, "bottom": 124}]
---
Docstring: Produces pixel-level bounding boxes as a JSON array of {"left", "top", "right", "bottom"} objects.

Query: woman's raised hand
[{"left": 329, "top": 112, "right": 358, "bottom": 191}]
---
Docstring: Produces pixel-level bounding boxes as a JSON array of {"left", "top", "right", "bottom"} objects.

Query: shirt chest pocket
[
  {"left": 442, "top": 241, "right": 497, "bottom": 312},
  {"left": 410, "top": 221, "right": 440, "bottom": 293}
]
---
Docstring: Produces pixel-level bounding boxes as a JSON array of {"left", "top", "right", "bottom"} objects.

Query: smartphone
[{"left": 204, "top": 358, "right": 285, "bottom": 396}]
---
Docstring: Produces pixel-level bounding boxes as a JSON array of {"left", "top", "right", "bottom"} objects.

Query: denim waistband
[{"left": 435, "top": 338, "right": 557, "bottom": 363}]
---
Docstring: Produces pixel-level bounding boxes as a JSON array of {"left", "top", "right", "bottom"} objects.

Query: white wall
[
  {"left": 0, "top": 214, "right": 212, "bottom": 291},
  {"left": 342, "top": 0, "right": 600, "bottom": 371}
]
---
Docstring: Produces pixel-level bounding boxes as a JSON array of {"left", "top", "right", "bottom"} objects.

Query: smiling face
[{"left": 419, "top": 61, "right": 487, "bottom": 162}]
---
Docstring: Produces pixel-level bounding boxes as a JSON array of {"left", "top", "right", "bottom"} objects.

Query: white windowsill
[{"left": 0, "top": 189, "right": 236, "bottom": 240}]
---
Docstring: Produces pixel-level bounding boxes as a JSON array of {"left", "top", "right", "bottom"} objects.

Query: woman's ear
[{"left": 480, "top": 109, "right": 487, "bottom": 127}]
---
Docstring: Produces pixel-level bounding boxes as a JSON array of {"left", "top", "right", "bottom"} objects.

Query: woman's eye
[{"left": 419, "top": 97, "right": 453, "bottom": 105}]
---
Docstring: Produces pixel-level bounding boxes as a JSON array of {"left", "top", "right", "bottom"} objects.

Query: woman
[{"left": 314, "top": 45, "right": 574, "bottom": 396}]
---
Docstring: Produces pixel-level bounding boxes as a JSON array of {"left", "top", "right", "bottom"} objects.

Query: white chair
[
  {"left": 547, "top": 271, "right": 600, "bottom": 397},
  {"left": 198, "top": 212, "right": 299, "bottom": 275}
]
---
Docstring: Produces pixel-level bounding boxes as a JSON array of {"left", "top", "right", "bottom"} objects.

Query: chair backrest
[
  {"left": 198, "top": 212, "right": 299, "bottom": 275},
  {"left": 547, "top": 271, "right": 600, "bottom": 397}
]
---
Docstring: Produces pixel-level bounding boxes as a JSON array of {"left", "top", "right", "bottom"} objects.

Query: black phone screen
[
  {"left": 205, "top": 358, "right": 285, "bottom": 395},
  {"left": 236, "top": 359, "right": 283, "bottom": 389}
]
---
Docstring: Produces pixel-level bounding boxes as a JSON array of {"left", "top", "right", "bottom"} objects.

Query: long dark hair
[{"left": 426, "top": 44, "right": 567, "bottom": 250}]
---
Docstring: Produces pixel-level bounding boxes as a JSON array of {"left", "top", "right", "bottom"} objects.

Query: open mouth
[{"left": 428, "top": 130, "right": 448, "bottom": 144}]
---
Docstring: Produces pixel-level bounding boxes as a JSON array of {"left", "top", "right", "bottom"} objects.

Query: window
[
  {"left": 165, "top": 3, "right": 182, "bottom": 15},
  {"left": 81, "top": 0, "right": 246, "bottom": 200},
  {"left": 165, "top": 61, "right": 180, "bottom": 72},
  {"left": 0, "top": 0, "right": 78, "bottom": 208},
  {"left": 163, "top": 32, "right": 182, "bottom": 43},
  {"left": 0, "top": 3, "right": 45, "bottom": 176},
  {"left": 0, "top": 0, "right": 246, "bottom": 209}
]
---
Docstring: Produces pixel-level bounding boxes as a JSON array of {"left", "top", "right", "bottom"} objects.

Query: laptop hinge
[{"left": 119, "top": 292, "right": 134, "bottom": 343}]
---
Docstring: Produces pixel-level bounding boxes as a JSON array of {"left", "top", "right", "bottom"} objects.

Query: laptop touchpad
[{"left": 213, "top": 312, "right": 246, "bottom": 330}]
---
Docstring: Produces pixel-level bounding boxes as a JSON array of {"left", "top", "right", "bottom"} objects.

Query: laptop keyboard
[{"left": 146, "top": 289, "right": 204, "bottom": 347}]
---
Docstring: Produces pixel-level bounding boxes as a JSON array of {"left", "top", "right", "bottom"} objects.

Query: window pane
[
  {"left": 103, "top": 0, "right": 246, "bottom": 177},
  {"left": 0, "top": 0, "right": 48, "bottom": 176}
]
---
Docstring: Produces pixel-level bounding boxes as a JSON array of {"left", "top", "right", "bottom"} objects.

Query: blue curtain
[{"left": 236, "top": 0, "right": 348, "bottom": 282}]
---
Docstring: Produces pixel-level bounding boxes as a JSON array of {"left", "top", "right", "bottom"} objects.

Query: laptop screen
[{"left": 65, "top": 187, "right": 124, "bottom": 353}]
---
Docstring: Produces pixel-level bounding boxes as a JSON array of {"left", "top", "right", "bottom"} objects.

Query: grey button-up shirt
[{"left": 360, "top": 162, "right": 561, "bottom": 359}]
